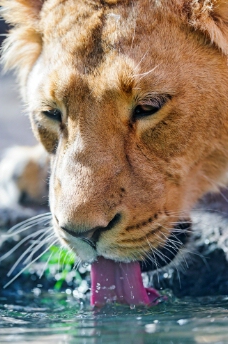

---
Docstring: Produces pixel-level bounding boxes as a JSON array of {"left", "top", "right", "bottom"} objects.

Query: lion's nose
[{"left": 59, "top": 213, "right": 121, "bottom": 243}]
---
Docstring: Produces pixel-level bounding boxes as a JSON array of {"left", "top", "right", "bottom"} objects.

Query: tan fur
[{"left": 2, "top": 0, "right": 228, "bottom": 263}]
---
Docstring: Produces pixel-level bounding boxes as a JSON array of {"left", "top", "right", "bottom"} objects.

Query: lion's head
[{"left": 2, "top": 0, "right": 228, "bottom": 298}]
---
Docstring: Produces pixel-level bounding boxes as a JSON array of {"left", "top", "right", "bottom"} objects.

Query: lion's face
[{"left": 3, "top": 0, "right": 228, "bottom": 264}]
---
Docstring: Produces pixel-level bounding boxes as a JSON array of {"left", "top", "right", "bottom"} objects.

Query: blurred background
[{"left": 0, "top": 19, "right": 36, "bottom": 153}]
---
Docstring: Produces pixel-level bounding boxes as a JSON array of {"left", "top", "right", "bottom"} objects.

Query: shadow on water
[{"left": 1, "top": 291, "right": 228, "bottom": 344}]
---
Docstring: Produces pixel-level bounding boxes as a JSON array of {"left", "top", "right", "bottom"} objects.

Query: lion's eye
[
  {"left": 132, "top": 104, "right": 161, "bottom": 121},
  {"left": 42, "top": 109, "right": 62, "bottom": 122},
  {"left": 132, "top": 95, "right": 170, "bottom": 121}
]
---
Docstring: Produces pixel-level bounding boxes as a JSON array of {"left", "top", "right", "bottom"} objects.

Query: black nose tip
[{"left": 60, "top": 213, "right": 122, "bottom": 244}]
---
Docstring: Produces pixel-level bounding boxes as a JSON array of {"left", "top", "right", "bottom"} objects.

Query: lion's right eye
[{"left": 42, "top": 109, "right": 62, "bottom": 122}]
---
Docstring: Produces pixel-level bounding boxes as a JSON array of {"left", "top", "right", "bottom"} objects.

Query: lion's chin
[{"left": 57, "top": 232, "right": 97, "bottom": 263}]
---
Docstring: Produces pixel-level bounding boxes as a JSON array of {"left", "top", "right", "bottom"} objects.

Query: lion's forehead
[
  {"left": 37, "top": 0, "right": 201, "bottom": 99},
  {"left": 40, "top": 0, "right": 137, "bottom": 65}
]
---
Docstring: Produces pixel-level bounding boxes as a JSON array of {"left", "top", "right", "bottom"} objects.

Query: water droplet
[
  {"left": 177, "top": 319, "right": 188, "bottom": 325},
  {"left": 65, "top": 289, "right": 71, "bottom": 295},
  {"left": 109, "top": 285, "right": 116, "bottom": 290},
  {"left": 145, "top": 324, "right": 156, "bottom": 333},
  {"left": 32, "top": 288, "right": 41, "bottom": 297}
]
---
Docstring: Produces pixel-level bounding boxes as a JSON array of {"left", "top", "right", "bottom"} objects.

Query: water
[{"left": 1, "top": 292, "right": 228, "bottom": 343}]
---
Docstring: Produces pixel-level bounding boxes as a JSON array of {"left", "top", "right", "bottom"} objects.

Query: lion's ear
[
  {"left": 0, "top": 0, "right": 44, "bottom": 90},
  {"left": 188, "top": 0, "right": 228, "bottom": 55}
]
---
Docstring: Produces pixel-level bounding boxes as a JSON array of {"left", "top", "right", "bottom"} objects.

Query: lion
[{"left": 1, "top": 0, "right": 228, "bottom": 306}]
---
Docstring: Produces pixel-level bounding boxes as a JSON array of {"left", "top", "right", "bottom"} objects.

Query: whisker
[
  {"left": 158, "top": 232, "right": 182, "bottom": 251},
  {"left": 4, "top": 219, "right": 51, "bottom": 238},
  {"left": 4, "top": 238, "right": 59, "bottom": 289},
  {"left": 159, "top": 238, "right": 181, "bottom": 256},
  {"left": 203, "top": 174, "right": 228, "bottom": 189},
  {"left": 153, "top": 247, "right": 172, "bottom": 265},
  {"left": 62, "top": 247, "right": 74, "bottom": 266},
  {"left": 140, "top": 228, "right": 161, "bottom": 278},
  {"left": 143, "top": 252, "right": 156, "bottom": 267},
  {"left": 133, "top": 49, "right": 149, "bottom": 70},
  {"left": 39, "top": 250, "right": 55, "bottom": 279},
  {"left": 0, "top": 227, "right": 48, "bottom": 262},
  {"left": 143, "top": 233, "right": 161, "bottom": 280},
  {"left": 23, "top": 231, "right": 54, "bottom": 265},
  {"left": 7, "top": 212, "right": 52, "bottom": 234},
  {"left": 73, "top": 259, "right": 81, "bottom": 271},
  {"left": 58, "top": 246, "right": 64, "bottom": 274},
  {"left": 133, "top": 64, "right": 160, "bottom": 81},
  {"left": 151, "top": 251, "right": 160, "bottom": 283},
  {"left": 7, "top": 228, "right": 53, "bottom": 276},
  {"left": 203, "top": 175, "right": 228, "bottom": 202}
]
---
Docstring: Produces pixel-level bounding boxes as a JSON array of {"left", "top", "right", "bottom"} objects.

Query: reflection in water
[{"left": 1, "top": 292, "right": 228, "bottom": 343}]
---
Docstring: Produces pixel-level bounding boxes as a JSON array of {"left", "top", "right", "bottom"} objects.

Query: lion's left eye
[
  {"left": 132, "top": 95, "right": 170, "bottom": 121},
  {"left": 42, "top": 109, "right": 62, "bottom": 122},
  {"left": 133, "top": 104, "right": 160, "bottom": 120}
]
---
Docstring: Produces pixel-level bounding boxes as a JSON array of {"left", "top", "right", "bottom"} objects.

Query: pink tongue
[{"left": 91, "top": 256, "right": 160, "bottom": 307}]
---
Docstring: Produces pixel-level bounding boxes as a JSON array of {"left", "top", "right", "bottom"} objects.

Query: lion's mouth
[
  {"left": 90, "top": 219, "right": 191, "bottom": 306},
  {"left": 59, "top": 218, "right": 191, "bottom": 306}
]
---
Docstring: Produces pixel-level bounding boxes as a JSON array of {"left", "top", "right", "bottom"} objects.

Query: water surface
[{"left": 1, "top": 291, "right": 228, "bottom": 343}]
